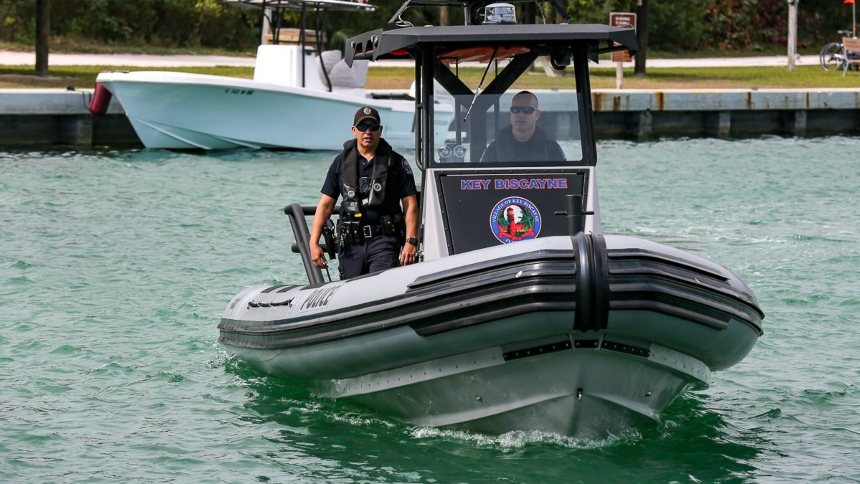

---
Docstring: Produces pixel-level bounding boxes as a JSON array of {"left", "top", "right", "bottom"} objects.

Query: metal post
[
  {"left": 573, "top": 44, "right": 597, "bottom": 165},
  {"left": 260, "top": 3, "right": 271, "bottom": 45},
  {"left": 787, "top": 0, "right": 798, "bottom": 72},
  {"left": 566, "top": 194, "right": 584, "bottom": 235},
  {"left": 633, "top": 0, "right": 647, "bottom": 76},
  {"left": 285, "top": 203, "right": 324, "bottom": 285},
  {"left": 35, "top": 0, "right": 49, "bottom": 76},
  {"left": 300, "top": 4, "right": 307, "bottom": 87}
]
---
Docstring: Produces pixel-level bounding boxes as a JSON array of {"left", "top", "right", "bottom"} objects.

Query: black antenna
[{"left": 388, "top": 0, "right": 416, "bottom": 29}]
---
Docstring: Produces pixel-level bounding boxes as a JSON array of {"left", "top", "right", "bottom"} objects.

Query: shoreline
[{"left": 2, "top": 87, "right": 857, "bottom": 149}]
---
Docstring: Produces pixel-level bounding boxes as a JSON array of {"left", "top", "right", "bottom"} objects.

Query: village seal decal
[{"left": 490, "top": 197, "right": 541, "bottom": 243}]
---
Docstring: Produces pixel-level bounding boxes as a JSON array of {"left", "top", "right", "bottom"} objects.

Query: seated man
[{"left": 479, "top": 90, "right": 566, "bottom": 163}]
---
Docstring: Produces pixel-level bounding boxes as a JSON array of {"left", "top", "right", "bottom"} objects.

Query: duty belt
[
  {"left": 361, "top": 224, "right": 386, "bottom": 238},
  {"left": 338, "top": 214, "right": 403, "bottom": 248}
]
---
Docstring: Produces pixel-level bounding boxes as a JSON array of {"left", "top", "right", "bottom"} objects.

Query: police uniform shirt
[
  {"left": 480, "top": 125, "right": 566, "bottom": 163},
  {"left": 321, "top": 150, "right": 418, "bottom": 225}
]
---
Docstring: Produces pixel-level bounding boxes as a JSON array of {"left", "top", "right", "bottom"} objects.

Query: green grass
[
  {"left": 0, "top": 65, "right": 254, "bottom": 89},
  {"left": 0, "top": 39, "right": 256, "bottom": 57},
  {"left": 3, "top": 62, "right": 859, "bottom": 91},
  {"left": 364, "top": 65, "right": 860, "bottom": 90}
]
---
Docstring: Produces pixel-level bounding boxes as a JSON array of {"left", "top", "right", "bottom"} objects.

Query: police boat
[{"left": 219, "top": 0, "right": 764, "bottom": 438}]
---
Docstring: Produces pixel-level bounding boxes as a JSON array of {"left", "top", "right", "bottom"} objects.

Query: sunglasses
[
  {"left": 355, "top": 123, "right": 382, "bottom": 132},
  {"left": 510, "top": 106, "right": 536, "bottom": 115}
]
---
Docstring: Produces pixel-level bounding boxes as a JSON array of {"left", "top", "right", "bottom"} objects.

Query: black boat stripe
[
  {"left": 261, "top": 284, "right": 290, "bottom": 293},
  {"left": 503, "top": 340, "right": 572, "bottom": 361},
  {"left": 219, "top": 250, "right": 763, "bottom": 348},
  {"left": 408, "top": 249, "right": 574, "bottom": 290},
  {"left": 232, "top": 258, "right": 577, "bottom": 328},
  {"left": 602, "top": 339, "right": 651, "bottom": 358},
  {"left": 607, "top": 248, "right": 729, "bottom": 282}
]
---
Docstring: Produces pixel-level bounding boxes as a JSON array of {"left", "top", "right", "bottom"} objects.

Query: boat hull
[
  {"left": 219, "top": 235, "right": 763, "bottom": 437},
  {"left": 328, "top": 342, "right": 706, "bottom": 438},
  {"left": 96, "top": 71, "right": 448, "bottom": 151}
]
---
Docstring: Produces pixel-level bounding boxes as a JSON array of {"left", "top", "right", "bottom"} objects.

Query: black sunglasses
[
  {"left": 510, "top": 106, "right": 536, "bottom": 115},
  {"left": 355, "top": 123, "right": 382, "bottom": 132}
]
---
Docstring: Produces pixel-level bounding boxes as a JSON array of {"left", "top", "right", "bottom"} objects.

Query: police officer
[
  {"left": 309, "top": 106, "right": 419, "bottom": 279},
  {"left": 479, "top": 90, "right": 566, "bottom": 163}
]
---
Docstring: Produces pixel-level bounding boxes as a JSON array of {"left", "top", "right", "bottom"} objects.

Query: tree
[
  {"left": 440, "top": 5, "right": 450, "bottom": 26},
  {"left": 36, "top": 0, "right": 49, "bottom": 76},
  {"left": 634, "top": 0, "right": 647, "bottom": 76}
]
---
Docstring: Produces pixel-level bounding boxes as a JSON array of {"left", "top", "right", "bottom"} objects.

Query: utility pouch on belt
[
  {"left": 337, "top": 217, "right": 362, "bottom": 248},
  {"left": 347, "top": 219, "right": 362, "bottom": 244},
  {"left": 381, "top": 215, "right": 396, "bottom": 235},
  {"left": 381, "top": 214, "right": 406, "bottom": 243},
  {"left": 336, "top": 221, "right": 347, "bottom": 251},
  {"left": 322, "top": 219, "right": 338, "bottom": 260}
]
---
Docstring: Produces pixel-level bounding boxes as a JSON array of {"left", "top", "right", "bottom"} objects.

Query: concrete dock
[
  {"left": 1, "top": 87, "right": 858, "bottom": 149},
  {"left": 587, "top": 88, "right": 860, "bottom": 139},
  {"left": 0, "top": 89, "right": 139, "bottom": 148},
  {"left": 3, "top": 50, "right": 858, "bottom": 148}
]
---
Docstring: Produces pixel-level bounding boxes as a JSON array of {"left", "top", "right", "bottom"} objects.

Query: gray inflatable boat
[{"left": 220, "top": 0, "right": 763, "bottom": 438}]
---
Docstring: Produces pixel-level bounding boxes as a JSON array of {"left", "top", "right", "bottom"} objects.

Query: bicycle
[{"left": 820, "top": 30, "right": 860, "bottom": 71}]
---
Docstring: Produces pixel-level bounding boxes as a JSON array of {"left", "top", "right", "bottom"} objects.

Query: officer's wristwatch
[{"left": 406, "top": 237, "right": 419, "bottom": 246}]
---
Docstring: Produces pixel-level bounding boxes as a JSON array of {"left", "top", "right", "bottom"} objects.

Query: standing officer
[{"left": 309, "top": 106, "right": 420, "bottom": 279}]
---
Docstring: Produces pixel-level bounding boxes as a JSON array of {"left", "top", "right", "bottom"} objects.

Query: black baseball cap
[{"left": 353, "top": 106, "right": 381, "bottom": 126}]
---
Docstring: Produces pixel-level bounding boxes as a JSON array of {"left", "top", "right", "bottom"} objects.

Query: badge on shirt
[{"left": 402, "top": 159, "right": 413, "bottom": 175}]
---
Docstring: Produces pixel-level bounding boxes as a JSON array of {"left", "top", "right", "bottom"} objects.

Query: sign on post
[
  {"left": 609, "top": 12, "right": 636, "bottom": 88},
  {"left": 609, "top": 12, "right": 636, "bottom": 63}
]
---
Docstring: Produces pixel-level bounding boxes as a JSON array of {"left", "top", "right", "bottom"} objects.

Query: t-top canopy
[{"left": 345, "top": 23, "right": 638, "bottom": 67}]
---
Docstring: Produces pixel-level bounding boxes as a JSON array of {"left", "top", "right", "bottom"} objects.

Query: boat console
[{"left": 290, "top": 0, "right": 637, "bottom": 277}]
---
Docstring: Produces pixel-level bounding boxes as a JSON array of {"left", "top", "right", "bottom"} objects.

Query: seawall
[
  {"left": 1, "top": 88, "right": 859, "bottom": 149},
  {"left": 0, "top": 89, "right": 139, "bottom": 148},
  {"left": 588, "top": 88, "right": 860, "bottom": 139}
]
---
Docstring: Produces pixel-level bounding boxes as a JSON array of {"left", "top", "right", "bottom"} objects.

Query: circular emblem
[
  {"left": 363, "top": 107, "right": 372, "bottom": 115},
  {"left": 372, "top": 182, "right": 382, "bottom": 192},
  {"left": 490, "top": 197, "right": 541, "bottom": 244}
]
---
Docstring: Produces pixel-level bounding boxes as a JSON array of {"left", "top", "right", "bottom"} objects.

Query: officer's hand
[
  {"left": 399, "top": 243, "right": 418, "bottom": 266},
  {"left": 310, "top": 244, "right": 327, "bottom": 268}
]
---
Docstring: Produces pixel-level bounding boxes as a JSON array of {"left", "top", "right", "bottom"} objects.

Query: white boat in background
[{"left": 94, "top": 0, "right": 451, "bottom": 151}]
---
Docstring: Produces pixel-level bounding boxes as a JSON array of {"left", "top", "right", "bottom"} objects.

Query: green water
[{"left": 2, "top": 137, "right": 859, "bottom": 482}]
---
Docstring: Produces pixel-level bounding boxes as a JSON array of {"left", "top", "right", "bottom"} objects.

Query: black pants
[{"left": 338, "top": 235, "right": 400, "bottom": 279}]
